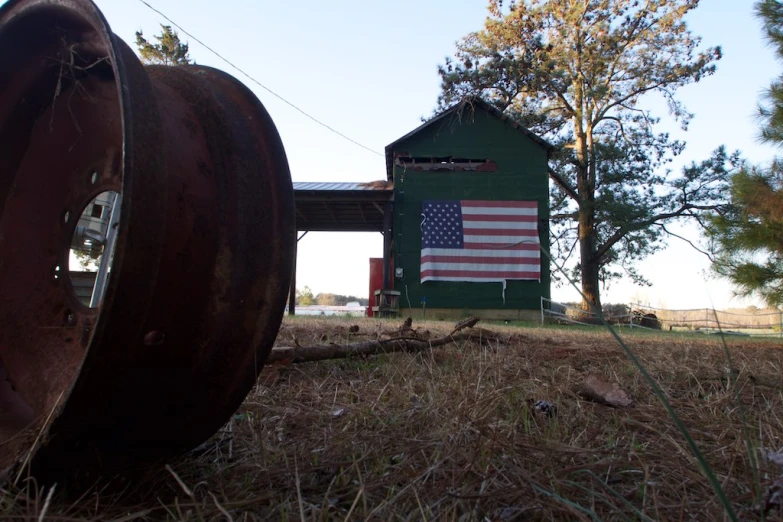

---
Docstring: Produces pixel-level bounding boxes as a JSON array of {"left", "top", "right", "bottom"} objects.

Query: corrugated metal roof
[
  {"left": 293, "top": 181, "right": 393, "bottom": 232},
  {"left": 293, "top": 181, "right": 392, "bottom": 191}
]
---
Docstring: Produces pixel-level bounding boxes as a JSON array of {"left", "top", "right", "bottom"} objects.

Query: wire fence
[{"left": 541, "top": 297, "right": 783, "bottom": 338}]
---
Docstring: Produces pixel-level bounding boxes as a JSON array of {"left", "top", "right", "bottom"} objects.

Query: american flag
[{"left": 420, "top": 200, "right": 540, "bottom": 283}]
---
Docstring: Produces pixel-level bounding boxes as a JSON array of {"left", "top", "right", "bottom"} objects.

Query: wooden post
[
  {"left": 288, "top": 239, "right": 297, "bottom": 316},
  {"left": 382, "top": 201, "right": 392, "bottom": 290}
]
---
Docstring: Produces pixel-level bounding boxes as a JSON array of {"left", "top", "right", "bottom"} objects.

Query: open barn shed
[
  {"left": 386, "top": 98, "right": 552, "bottom": 321},
  {"left": 289, "top": 97, "right": 552, "bottom": 321}
]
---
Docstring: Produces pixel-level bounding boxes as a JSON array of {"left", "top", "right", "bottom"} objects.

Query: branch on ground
[{"left": 267, "top": 318, "right": 499, "bottom": 364}]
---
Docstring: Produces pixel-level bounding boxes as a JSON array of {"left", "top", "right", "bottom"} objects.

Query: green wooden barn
[{"left": 385, "top": 98, "right": 552, "bottom": 321}]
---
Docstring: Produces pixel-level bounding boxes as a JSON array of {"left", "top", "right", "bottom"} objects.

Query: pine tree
[
  {"left": 135, "top": 25, "right": 192, "bottom": 66},
  {"left": 437, "top": 0, "right": 735, "bottom": 310},
  {"left": 708, "top": 0, "right": 783, "bottom": 307}
]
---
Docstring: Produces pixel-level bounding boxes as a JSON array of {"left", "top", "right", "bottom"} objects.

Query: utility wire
[{"left": 136, "top": 0, "right": 383, "bottom": 157}]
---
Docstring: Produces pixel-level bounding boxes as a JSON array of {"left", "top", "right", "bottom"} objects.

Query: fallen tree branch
[
  {"left": 451, "top": 316, "right": 480, "bottom": 335},
  {"left": 689, "top": 373, "right": 783, "bottom": 390},
  {"left": 266, "top": 323, "right": 498, "bottom": 364},
  {"left": 381, "top": 317, "right": 417, "bottom": 338}
]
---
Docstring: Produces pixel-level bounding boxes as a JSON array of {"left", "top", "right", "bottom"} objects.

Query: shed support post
[
  {"left": 288, "top": 239, "right": 297, "bottom": 316},
  {"left": 382, "top": 202, "right": 392, "bottom": 290}
]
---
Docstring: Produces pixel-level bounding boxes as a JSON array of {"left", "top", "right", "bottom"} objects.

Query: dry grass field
[{"left": 5, "top": 316, "right": 783, "bottom": 521}]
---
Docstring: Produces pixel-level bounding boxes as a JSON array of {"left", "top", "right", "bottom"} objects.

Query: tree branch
[
  {"left": 548, "top": 167, "right": 579, "bottom": 201},
  {"left": 602, "top": 115, "right": 631, "bottom": 144},
  {"left": 564, "top": 236, "right": 579, "bottom": 265},
  {"left": 656, "top": 223, "right": 715, "bottom": 261},
  {"left": 594, "top": 79, "right": 669, "bottom": 124},
  {"left": 593, "top": 203, "right": 724, "bottom": 261},
  {"left": 600, "top": 0, "right": 654, "bottom": 88},
  {"left": 551, "top": 212, "right": 579, "bottom": 220},
  {"left": 266, "top": 324, "right": 498, "bottom": 364}
]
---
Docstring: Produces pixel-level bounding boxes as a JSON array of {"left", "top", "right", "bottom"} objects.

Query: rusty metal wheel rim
[{"left": 0, "top": 0, "right": 295, "bottom": 483}]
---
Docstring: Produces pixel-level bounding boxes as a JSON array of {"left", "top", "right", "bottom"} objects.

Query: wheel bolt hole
[{"left": 143, "top": 330, "right": 165, "bottom": 346}]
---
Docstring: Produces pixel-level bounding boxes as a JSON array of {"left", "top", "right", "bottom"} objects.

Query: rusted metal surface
[{"left": 0, "top": 0, "right": 295, "bottom": 483}]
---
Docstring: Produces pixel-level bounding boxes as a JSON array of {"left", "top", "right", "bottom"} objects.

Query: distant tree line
[{"left": 294, "top": 286, "right": 368, "bottom": 307}]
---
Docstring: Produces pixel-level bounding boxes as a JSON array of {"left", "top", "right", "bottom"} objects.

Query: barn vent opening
[{"left": 394, "top": 157, "right": 498, "bottom": 172}]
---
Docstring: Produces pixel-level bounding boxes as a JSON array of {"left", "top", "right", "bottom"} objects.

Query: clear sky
[{"left": 6, "top": 0, "right": 779, "bottom": 310}]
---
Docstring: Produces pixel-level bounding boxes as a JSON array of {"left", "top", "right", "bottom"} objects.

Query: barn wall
[{"left": 391, "top": 108, "right": 550, "bottom": 315}]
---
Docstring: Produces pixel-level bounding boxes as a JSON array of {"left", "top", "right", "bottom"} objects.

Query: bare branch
[
  {"left": 594, "top": 80, "right": 669, "bottom": 124},
  {"left": 602, "top": 115, "right": 631, "bottom": 144},
  {"left": 266, "top": 323, "right": 498, "bottom": 364},
  {"left": 551, "top": 212, "right": 579, "bottom": 220},
  {"left": 594, "top": 203, "right": 724, "bottom": 261},
  {"left": 656, "top": 223, "right": 715, "bottom": 261},
  {"left": 548, "top": 167, "right": 579, "bottom": 201},
  {"left": 564, "top": 236, "right": 579, "bottom": 265}
]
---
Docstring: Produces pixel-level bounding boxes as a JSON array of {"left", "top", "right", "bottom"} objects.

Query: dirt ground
[{"left": 7, "top": 316, "right": 783, "bottom": 521}]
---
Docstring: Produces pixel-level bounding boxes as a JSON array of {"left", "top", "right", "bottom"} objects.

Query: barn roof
[
  {"left": 384, "top": 97, "right": 553, "bottom": 181},
  {"left": 293, "top": 181, "right": 393, "bottom": 232},
  {"left": 293, "top": 181, "right": 391, "bottom": 192}
]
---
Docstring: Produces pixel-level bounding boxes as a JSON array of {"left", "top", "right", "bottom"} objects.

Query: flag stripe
[
  {"left": 461, "top": 207, "right": 538, "bottom": 216},
  {"left": 422, "top": 247, "right": 540, "bottom": 256},
  {"left": 422, "top": 269, "right": 541, "bottom": 279},
  {"left": 463, "top": 234, "right": 539, "bottom": 243},
  {"left": 461, "top": 200, "right": 537, "bottom": 209},
  {"left": 421, "top": 276, "right": 522, "bottom": 283},
  {"left": 462, "top": 221, "right": 538, "bottom": 230},
  {"left": 421, "top": 256, "right": 537, "bottom": 265},
  {"left": 421, "top": 262, "right": 541, "bottom": 272},
  {"left": 461, "top": 243, "right": 541, "bottom": 251},
  {"left": 462, "top": 214, "right": 537, "bottom": 222},
  {"left": 463, "top": 228, "right": 538, "bottom": 237}
]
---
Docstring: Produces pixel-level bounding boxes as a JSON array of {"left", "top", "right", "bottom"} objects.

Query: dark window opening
[{"left": 394, "top": 156, "right": 498, "bottom": 172}]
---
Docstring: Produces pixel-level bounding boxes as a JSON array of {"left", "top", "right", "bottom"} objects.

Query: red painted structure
[{"left": 368, "top": 258, "right": 383, "bottom": 317}]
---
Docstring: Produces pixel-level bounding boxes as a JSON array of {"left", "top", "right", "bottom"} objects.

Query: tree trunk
[
  {"left": 577, "top": 197, "right": 602, "bottom": 311},
  {"left": 571, "top": 64, "right": 602, "bottom": 312},
  {"left": 580, "top": 240, "right": 602, "bottom": 312},
  {"left": 574, "top": 143, "right": 601, "bottom": 311},
  {"left": 580, "top": 127, "right": 601, "bottom": 312}
]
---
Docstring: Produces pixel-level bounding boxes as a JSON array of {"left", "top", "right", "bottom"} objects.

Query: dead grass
[{"left": 4, "top": 316, "right": 783, "bottom": 521}]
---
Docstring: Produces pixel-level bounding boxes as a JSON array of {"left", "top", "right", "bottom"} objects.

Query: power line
[{"left": 135, "top": 0, "right": 383, "bottom": 157}]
